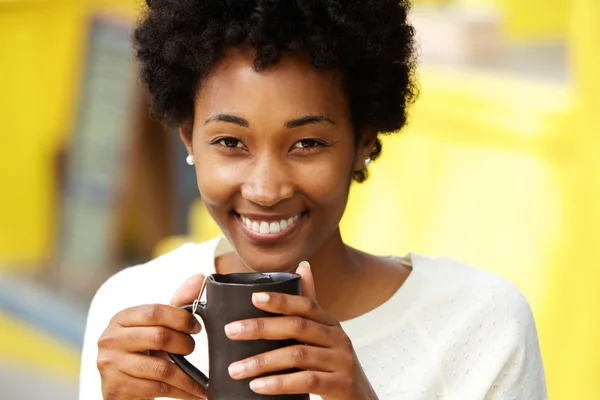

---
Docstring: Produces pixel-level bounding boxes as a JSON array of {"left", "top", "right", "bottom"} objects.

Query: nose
[{"left": 241, "top": 155, "right": 294, "bottom": 207}]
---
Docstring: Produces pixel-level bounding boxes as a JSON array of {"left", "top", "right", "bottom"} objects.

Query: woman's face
[{"left": 183, "top": 48, "right": 373, "bottom": 272}]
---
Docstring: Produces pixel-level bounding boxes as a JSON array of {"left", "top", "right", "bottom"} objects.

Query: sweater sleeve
[
  {"left": 78, "top": 269, "right": 134, "bottom": 400},
  {"left": 483, "top": 285, "right": 547, "bottom": 400}
]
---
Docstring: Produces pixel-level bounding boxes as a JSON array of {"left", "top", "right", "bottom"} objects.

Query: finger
[
  {"left": 296, "top": 261, "right": 316, "bottom": 301},
  {"left": 171, "top": 274, "right": 206, "bottom": 306},
  {"left": 102, "top": 326, "right": 196, "bottom": 354},
  {"left": 249, "top": 370, "right": 343, "bottom": 396},
  {"left": 115, "top": 304, "right": 201, "bottom": 334},
  {"left": 118, "top": 353, "right": 207, "bottom": 399},
  {"left": 228, "top": 344, "right": 339, "bottom": 380},
  {"left": 251, "top": 291, "right": 336, "bottom": 326},
  {"left": 109, "top": 372, "right": 206, "bottom": 399},
  {"left": 225, "top": 316, "right": 337, "bottom": 346}
]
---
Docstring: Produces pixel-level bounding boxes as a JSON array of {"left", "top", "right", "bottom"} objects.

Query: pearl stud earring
[
  {"left": 364, "top": 156, "right": 371, "bottom": 167},
  {"left": 186, "top": 155, "right": 195, "bottom": 166}
]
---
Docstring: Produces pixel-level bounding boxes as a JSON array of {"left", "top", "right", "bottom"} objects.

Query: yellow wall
[
  {"left": 0, "top": 1, "right": 85, "bottom": 264},
  {"left": 413, "top": 0, "right": 569, "bottom": 40},
  {"left": 0, "top": 0, "right": 141, "bottom": 265},
  {"left": 501, "top": 0, "right": 568, "bottom": 40},
  {"left": 557, "top": 0, "right": 600, "bottom": 397},
  {"left": 2, "top": 1, "right": 599, "bottom": 398}
]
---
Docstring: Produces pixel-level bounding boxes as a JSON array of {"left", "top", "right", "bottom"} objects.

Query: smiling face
[{"left": 181, "top": 49, "right": 375, "bottom": 272}]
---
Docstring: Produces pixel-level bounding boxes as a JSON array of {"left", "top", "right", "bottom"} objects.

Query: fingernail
[
  {"left": 225, "top": 322, "right": 243, "bottom": 337},
  {"left": 299, "top": 260, "right": 310, "bottom": 269},
  {"left": 252, "top": 292, "right": 270, "bottom": 303},
  {"left": 228, "top": 362, "right": 245, "bottom": 377},
  {"left": 192, "top": 319, "right": 202, "bottom": 334},
  {"left": 250, "top": 379, "right": 267, "bottom": 391}
]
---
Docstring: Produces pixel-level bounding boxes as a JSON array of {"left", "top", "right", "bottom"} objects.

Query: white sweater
[{"left": 79, "top": 236, "right": 547, "bottom": 399}]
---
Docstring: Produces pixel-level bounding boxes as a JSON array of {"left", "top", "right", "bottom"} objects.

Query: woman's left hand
[{"left": 224, "top": 261, "right": 378, "bottom": 400}]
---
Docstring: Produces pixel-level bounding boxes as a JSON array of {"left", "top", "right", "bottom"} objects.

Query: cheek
[
  {"left": 194, "top": 152, "right": 242, "bottom": 209},
  {"left": 299, "top": 153, "right": 353, "bottom": 212}
]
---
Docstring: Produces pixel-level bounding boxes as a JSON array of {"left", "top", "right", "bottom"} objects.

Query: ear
[
  {"left": 179, "top": 121, "right": 194, "bottom": 155},
  {"left": 353, "top": 129, "right": 378, "bottom": 171}
]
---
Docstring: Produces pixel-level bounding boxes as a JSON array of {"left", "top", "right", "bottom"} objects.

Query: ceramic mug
[{"left": 167, "top": 272, "right": 310, "bottom": 400}]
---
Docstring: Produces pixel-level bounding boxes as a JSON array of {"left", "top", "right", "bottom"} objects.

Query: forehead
[{"left": 195, "top": 48, "right": 348, "bottom": 119}]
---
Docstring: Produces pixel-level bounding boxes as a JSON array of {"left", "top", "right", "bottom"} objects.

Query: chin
[{"left": 236, "top": 245, "right": 303, "bottom": 273}]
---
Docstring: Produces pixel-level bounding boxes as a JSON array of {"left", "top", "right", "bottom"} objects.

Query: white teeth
[
  {"left": 241, "top": 214, "right": 302, "bottom": 235},
  {"left": 259, "top": 222, "right": 269, "bottom": 234},
  {"left": 269, "top": 222, "right": 280, "bottom": 233}
]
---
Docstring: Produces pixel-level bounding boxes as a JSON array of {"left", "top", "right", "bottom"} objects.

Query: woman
[{"left": 79, "top": 0, "right": 547, "bottom": 399}]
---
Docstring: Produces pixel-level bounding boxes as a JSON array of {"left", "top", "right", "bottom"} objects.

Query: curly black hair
[{"left": 133, "top": 0, "right": 418, "bottom": 182}]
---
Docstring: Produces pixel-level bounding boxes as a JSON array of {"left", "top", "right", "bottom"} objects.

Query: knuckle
[
  {"left": 158, "top": 380, "right": 172, "bottom": 396},
  {"left": 251, "top": 355, "right": 268, "bottom": 370},
  {"left": 292, "top": 316, "right": 309, "bottom": 332},
  {"left": 305, "top": 371, "right": 321, "bottom": 390},
  {"left": 96, "top": 354, "right": 111, "bottom": 372},
  {"left": 187, "top": 376, "right": 204, "bottom": 396},
  {"left": 154, "top": 361, "right": 175, "bottom": 379},
  {"left": 342, "top": 352, "right": 357, "bottom": 370},
  {"left": 142, "top": 304, "right": 163, "bottom": 323},
  {"left": 150, "top": 327, "right": 171, "bottom": 348},
  {"left": 97, "top": 334, "right": 113, "bottom": 350},
  {"left": 252, "top": 318, "right": 265, "bottom": 333},
  {"left": 304, "top": 297, "right": 318, "bottom": 313},
  {"left": 338, "top": 334, "right": 353, "bottom": 351},
  {"left": 290, "top": 345, "right": 308, "bottom": 363},
  {"left": 318, "top": 323, "right": 331, "bottom": 338}
]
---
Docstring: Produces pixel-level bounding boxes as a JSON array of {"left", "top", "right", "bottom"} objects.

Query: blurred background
[{"left": 0, "top": 0, "right": 598, "bottom": 398}]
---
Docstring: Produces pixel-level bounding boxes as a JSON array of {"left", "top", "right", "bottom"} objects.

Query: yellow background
[{"left": 1, "top": 0, "right": 598, "bottom": 399}]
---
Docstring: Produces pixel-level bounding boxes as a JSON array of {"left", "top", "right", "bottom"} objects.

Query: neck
[{"left": 303, "top": 228, "right": 367, "bottom": 315}]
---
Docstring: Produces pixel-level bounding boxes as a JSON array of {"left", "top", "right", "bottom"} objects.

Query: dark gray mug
[{"left": 167, "top": 272, "right": 309, "bottom": 400}]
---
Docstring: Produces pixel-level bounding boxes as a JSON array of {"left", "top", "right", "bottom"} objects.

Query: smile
[{"left": 239, "top": 213, "right": 302, "bottom": 235}]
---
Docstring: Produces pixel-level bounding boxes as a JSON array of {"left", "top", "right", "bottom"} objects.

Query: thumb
[
  {"left": 296, "top": 261, "right": 316, "bottom": 301},
  {"left": 170, "top": 274, "right": 206, "bottom": 306}
]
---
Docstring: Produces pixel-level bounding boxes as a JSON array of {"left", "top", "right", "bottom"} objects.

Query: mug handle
[{"left": 166, "top": 303, "right": 210, "bottom": 390}]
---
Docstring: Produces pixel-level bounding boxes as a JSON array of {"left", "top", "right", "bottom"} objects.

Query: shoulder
[
  {"left": 410, "top": 253, "right": 534, "bottom": 321},
  {"left": 406, "top": 253, "right": 540, "bottom": 353},
  {"left": 406, "top": 254, "right": 546, "bottom": 396}
]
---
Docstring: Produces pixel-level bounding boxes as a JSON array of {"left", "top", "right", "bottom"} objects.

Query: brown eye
[
  {"left": 292, "top": 139, "right": 322, "bottom": 150},
  {"left": 218, "top": 137, "right": 245, "bottom": 149}
]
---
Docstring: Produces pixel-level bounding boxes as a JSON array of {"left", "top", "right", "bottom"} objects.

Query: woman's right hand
[{"left": 97, "top": 274, "right": 208, "bottom": 400}]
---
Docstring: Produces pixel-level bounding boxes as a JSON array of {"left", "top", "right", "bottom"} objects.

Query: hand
[
  {"left": 225, "top": 262, "right": 378, "bottom": 400},
  {"left": 97, "top": 274, "right": 208, "bottom": 400}
]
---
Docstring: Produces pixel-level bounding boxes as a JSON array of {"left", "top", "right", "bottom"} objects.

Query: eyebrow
[
  {"left": 285, "top": 115, "right": 335, "bottom": 129},
  {"left": 204, "top": 113, "right": 335, "bottom": 129},
  {"left": 205, "top": 114, "right": 250, "bottom": 128}
]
